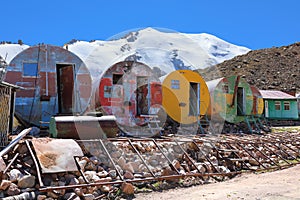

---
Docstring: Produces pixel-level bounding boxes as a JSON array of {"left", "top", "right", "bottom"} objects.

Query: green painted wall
[{"left": 265, "top": 99, "right": 298, "bottom": 119}]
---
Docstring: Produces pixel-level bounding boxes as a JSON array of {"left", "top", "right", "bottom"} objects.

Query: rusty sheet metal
[{"left": 31, "top": 138, "right": 83, "bottom": 173}]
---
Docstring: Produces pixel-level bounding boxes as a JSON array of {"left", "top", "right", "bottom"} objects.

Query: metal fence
[{"left": 0, "top": 84, "right": 12, "bottom": 148}]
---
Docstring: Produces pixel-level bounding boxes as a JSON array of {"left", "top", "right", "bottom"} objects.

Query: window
[
  {"left": 223, "top": 85, "right": 229, "bottom": 93},
  {"left": 104, "top": 86, "right": 112, "bottom": 98},
  {"left": 284, "top": 101, "right": 290, "bottom": 110},
  {"left": 113, "top": 74, "right": 123, "bottom": 84},
  {"left": 171, "top": 80, "right": 180, "bottom": 89},
  {"left": 23, "top": 63, "right": 38, "bottom": 77},
  {"left": 275, "top": 101, "right": 281, "bottom": 110}
]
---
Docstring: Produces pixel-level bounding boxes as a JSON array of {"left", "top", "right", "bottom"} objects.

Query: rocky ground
[
  {"left": 197, "top": 42, "right": 300, "bottom": 94},
  {"left": 0, "top": 126, "right": 299, "bottom": 199},
  {"left": 135, "top": 163, "right": 300, "bottom": 200}
]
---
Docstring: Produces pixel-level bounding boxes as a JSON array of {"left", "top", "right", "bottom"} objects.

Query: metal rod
[
  {"left": 261, "top": 143, "right": 292, "bottom": 165},
  {"left": 224, "top": 142, "right": 252, "bottom": 171},
  {"left": 249, "top": 143, "right": 281, "bottom": 168},
  {"left": 0, "top": 128, "right": 31, "bottom": 157},
  {"left": 38, "top": 171, "right": 242, "bottom": 192},
  {"left": 25, "top": 140, "right": 44, "bottom": 187},
  {"left": 192, "top": 141, "right": 221, "bottom": 173},
  {"left": 235, "top": 142, "right": 267, "bottom": 169},
  {"left": 152, "top": 139, "right": 180, "bottom": 174},
  {"left": 3, "top": 153, "right": 19, "bottom": 174},
  {"left": 73, "top": 156, "right": 89, "bottom": 184},
  {"left": 98, "top": 139, "right": 124, "bottom": 181},
  {"left": 127, "top": 139, "right": 155, "bottom": 177},
  {"left": 173, "top": 140, "right": 201, "bottom": 174}
]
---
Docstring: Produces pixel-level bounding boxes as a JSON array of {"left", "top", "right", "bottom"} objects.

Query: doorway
[
  {"left": 237, "top": 87, "right": 245, "bottom": 116},
  {"left": 136, "top": 76, "right": 149, "bottom": 116},
  {"left": 189, "top": 82, "right": 200, "bottom": 116},
  {"left": 56, "top": 64, "right": 75, "bottom": 114}
]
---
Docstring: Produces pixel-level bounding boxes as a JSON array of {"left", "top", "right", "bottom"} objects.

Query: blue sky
[{"left": 2, "top": 0, "right": 299, "bottom": 49}]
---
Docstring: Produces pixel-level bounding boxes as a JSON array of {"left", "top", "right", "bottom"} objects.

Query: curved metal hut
[
  {"left": 162, "top": 69, "right": 210, "bottom": 125},
  {"left": 250, "top": 85, "right": 264, "bottom": 116},
  {"left": 5, "top": 44, "right": 92, "bottom": 127},
  {"left": 95, "top": 61, "right": 163, "bottom": 136},
  {"left": 206, "top": 75, "right": 254, "bottom": 124}
]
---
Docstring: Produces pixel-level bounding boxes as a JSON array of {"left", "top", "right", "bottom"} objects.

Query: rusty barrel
[{"left": 49, "top": 115, "right": 119, "bottom": 139}]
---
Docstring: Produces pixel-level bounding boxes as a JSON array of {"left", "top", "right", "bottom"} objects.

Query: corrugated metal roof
[{"left": 260, "top": 90, "right": 297, "bottom": 100}]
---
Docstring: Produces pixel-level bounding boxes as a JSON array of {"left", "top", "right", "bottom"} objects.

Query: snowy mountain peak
[
  {"left": 0, "top": 44, "right": 30, "bottom": 63},
  {"left": 0, "top": 28, "right": 250, "bottom": 81},
  {"left": 67, "top": 28, "right": 250, "bottom": 79}
]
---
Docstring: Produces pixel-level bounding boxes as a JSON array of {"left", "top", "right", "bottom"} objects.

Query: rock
[
  {"left": 99, "top": 185, "right": 112, "bottom": 193},
  {"left": 78, "top": 176, "right": 86, "bottom": 184},
  {"left": 47, "top": 191, "right": 60, "bottom": 199},
  {"left": 123, "top": 163, "right": 134, "bottom": 173},
  {"left": 17, "top": 175, "right": 36, "bottom": 188},
  {"left": 9, "top": 169, "right": 23, "bottom": 182},
  {"left": 89, "top": 156, "right": 99, "bottom": 165},
  {"left": 161, "top": 166, "right": 176, "bottom": 176},
  {"left": 85, "top": 162, "right": 97, "bottom": 171},
  {"left": 117, "top": 157, "right": 126, "bottom": 167},
  {"left": 78, "top": 159, "right": 87, "bottom": 171},
  {"left": 74, "top": 187, "right": 84, "bottom": 197},
  {"left": 63, "top": 192, "right": 81, "bottom": 200},
  {"left": 84, "top": 171, "right": 97, "bottom": 181},
  {"left": 82, "top": 193, "right": 95, "bottom": 200},
  {"left": 124, "top": 171, "right": 134, "bottom": 179},
  {"left": 97, "top": 170, "right": 108, "bottom": 178},
  {"left": 68, "top": 177, "right": 80, "bottom": 185},
  {"left": 18, "top": 144, "right": 28, "bottom": 154},
  {"left": 7, "top": 183, "right": 21, "bottom": 196},
  {"left": 37, "top": 194, "right": 47, "bottom": 200},
  {"left": 172, "top": 159, "right": 181, "bottom": 170},
  {"left": 108, "top": 170, "right": 117, "bottom": 179},
  {"left": 0, "top": 180, "right": 11, "bottom": 190},
  {"left": 0, "top": 157, "right": 6, "bottom": 171},
  {"left": 121, "top": 182, "right": 135, "bottom": 195}
]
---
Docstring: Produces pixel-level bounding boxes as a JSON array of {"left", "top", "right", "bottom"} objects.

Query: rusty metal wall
[{"left": 5, "top": 44, "right": 92, "bottom": 127}]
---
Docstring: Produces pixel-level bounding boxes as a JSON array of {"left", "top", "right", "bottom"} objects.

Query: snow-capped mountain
[
  {"left": 0, "top": 28, "right": 250, "bottom": 81},
  {"left": 0, "top": 44, "right": 29, "bottom": 64},
  {"left": 66, "top": 28, "right": 250, "bottom": 79}
]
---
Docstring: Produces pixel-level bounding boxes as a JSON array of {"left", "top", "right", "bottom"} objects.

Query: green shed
[
  {"left": 206, "top": 75, "right": 254, "bottom": 124},
  {"left": 260, "top": 90, "right": 298, "bottom": 120}
]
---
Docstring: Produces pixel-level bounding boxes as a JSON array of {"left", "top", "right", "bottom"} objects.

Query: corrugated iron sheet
[{"left": 260, "top": 90, "right": 297, "bottom": 100}]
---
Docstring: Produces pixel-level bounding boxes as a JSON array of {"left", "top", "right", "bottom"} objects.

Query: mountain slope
[{"left": 198, "top": 42, "right": 300, "bottom": 93}]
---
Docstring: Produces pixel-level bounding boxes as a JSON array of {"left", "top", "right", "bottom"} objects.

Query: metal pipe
[
  {"left": 38, "top": 171, "right": 242, "bottom": 192},
  {"left": 235, "top": 142, "right": 268, "bottom": 169},
  {"left": 25, "top": 140, "right": 44, "bottom": 187},
  {"left": 152, "top": 139, "right": 180, "bottom": 174},
  {"left": 0, "top": 128, "right": 32, "bottom": 157},
  {"left": 127, "top": 139, "right": 155, "bottom": 177},
  {"left": 98, "top": 139, "right": 124, "bottom": 181},
  {"left": 3, "top": 153, "right": 19, "bottom": 174}
]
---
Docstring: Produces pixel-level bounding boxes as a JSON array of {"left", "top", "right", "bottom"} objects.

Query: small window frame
[
  {"left": 171, "top": 79, "right": 180, "bottom": 89},
  {"left": 283, "top": 101, "right": 290, "bottom": 110},
  {"left": 275, "top": 101, "right": 281, "bottom": 110},
  {"left": 23, "top": 62, "right": 38, "bottom": 77}
]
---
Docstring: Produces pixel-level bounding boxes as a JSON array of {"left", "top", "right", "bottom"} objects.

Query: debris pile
[{"left": 0, "top": 129, "right": 299, "bottom": 199}]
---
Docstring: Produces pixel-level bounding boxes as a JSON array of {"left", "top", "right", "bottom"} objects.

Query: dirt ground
[{"left": 135, "top": 164, "right": 300, "bottom": 200}]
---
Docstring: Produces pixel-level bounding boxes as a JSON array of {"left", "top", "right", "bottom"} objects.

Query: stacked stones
[{"left": 0, "top": 130, "right": 299, "bottom": 199}]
